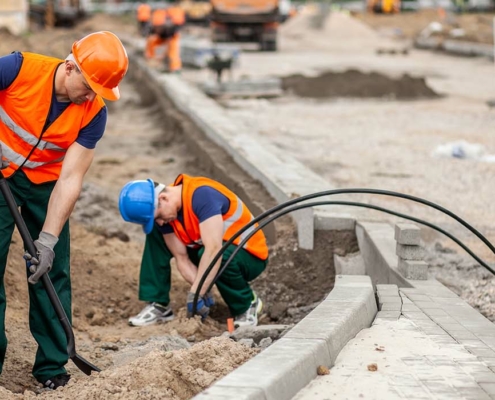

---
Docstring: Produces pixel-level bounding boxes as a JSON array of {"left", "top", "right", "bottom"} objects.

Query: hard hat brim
[{"left": 81, "top": 69, "right": 120, "bottom": 101}]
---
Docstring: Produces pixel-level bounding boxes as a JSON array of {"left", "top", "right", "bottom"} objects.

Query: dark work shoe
[{"left": 42, "top": 373, "right": 70, "bottom": 389}]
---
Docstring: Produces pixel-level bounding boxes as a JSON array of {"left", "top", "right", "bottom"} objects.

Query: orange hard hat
[{"left": 72, "top": 31, "right": 128, "bottom": 101}]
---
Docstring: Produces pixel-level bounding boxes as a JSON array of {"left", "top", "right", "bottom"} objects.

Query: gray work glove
[
  {"left": 24, "top": 231, "right": 58, "bottom": 285},
  {"left": 0, "top": 145, "right": 8, "bottom": 169}
]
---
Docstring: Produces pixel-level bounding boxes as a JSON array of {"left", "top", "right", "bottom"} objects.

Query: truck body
[
  {"left": 210, "top": 0, "right": 279, "bottom": 51},
  {"left": 29, "top": 0, "right": 84, "bottom": 27}
]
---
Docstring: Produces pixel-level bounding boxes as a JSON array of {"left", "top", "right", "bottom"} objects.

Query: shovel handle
[{"left": 0, "top": 171, "right": 100, "bottom": 374}]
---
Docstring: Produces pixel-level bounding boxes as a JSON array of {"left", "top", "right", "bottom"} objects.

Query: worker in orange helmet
[
  {"left": 0, "top": 31, "right": 128, "bottom": 390},
  {"left": 136, "top": 2, "right": 152, "bottom": 37},
  {"left": 145, "top": 5, "right": 186, "bottom": 72}
]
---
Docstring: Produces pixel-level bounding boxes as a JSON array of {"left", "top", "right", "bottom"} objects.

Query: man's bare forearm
[
  {"left": 191, "top": 246, "right": 222, "bottom": 295},
  {"left": 42, "top": 176, "right": 82, "bottom": 237}
]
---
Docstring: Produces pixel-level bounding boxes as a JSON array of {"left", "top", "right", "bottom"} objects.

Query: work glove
[
  {"left": 0, "top": 145, "right": 8, "bottom": 169},
  {"left": 203, "top": 291, "right": 215, "bottom": 308},
  {"left": 24, "top": 231, "right": 58, "bottom": 285},
  {"left": 186, "top": 292, "right": 210, "bottom": 321}
]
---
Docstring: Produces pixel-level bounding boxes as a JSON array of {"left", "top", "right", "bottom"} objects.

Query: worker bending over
[
  {"left": 145, "top": 6, "right": 185, "bottom": 72},
  {"left": 119, "top": 174, "right": 269, "bottom": 329},
  {"left": 136, "top": 2, "right": 152, "bottom": 37},
  {"left": 0, "top": 32, "right": 128, "bottom": 389}
]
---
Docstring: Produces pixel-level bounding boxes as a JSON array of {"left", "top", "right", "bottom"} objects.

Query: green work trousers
[
  {"left": 0, "top": 171, "right": 71, "bottom": 383},
  {"left": 139, "top": 225, "right": 268, "bottom": 316}
]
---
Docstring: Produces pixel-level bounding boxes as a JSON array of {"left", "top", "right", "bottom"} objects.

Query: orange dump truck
[{"left": 210, "top": 0, "right": 279, "bottom": 51}]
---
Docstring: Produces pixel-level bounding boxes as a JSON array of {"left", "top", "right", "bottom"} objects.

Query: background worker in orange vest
[
  {"left": 0, "top": 31, "right": 128, "bottom": 389},
  {"left": 118, "top": 174, "right": 269, "bottom": 329},
  {"left": 136, "top": 2, "right": 152, "bottom": 37},
  {"left": 145, "top": 5, "right": 186, "bottom": 72}
]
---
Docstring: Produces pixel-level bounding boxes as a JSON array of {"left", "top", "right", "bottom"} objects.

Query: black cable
[
  {"left": 191, "top": 189, "right": 495, "bottom": 316},
  {"left": 205, "top": 200, "right": 495, "bottom": 299}
]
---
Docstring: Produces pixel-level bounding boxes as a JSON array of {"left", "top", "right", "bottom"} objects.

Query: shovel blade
[{"left": 71, "top": 354, "right": 101, "bottom": 375}]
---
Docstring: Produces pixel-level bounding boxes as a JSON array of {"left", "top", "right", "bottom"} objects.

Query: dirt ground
[
  {"left": 0, "top": 6, "right": 494, "bottom": 398},
  {"left": 0, "top": 12, "right": 352, "bottom": 398},
  {"left": 355, "top": 8, "right": 495, "bottom": 44}
]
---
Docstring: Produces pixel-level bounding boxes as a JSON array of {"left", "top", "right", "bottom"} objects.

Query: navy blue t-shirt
[
  {"left": 158, "top": 186, "right": 230, "bottom": 235},
  {"left": 0, "top": 52, "right": 106, "bottom": 149}
]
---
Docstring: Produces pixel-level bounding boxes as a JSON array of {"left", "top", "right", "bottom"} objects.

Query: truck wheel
[{"left": 262, "top": 40, "right": 277, "bottom": 52}]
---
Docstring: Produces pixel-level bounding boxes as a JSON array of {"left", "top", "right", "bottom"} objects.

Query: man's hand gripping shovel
[{"left": 0, "top": 170, "right": 100, "bottom": 375}]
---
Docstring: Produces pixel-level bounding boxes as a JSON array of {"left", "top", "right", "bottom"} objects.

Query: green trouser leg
[
  {"left": 0, "top": 172, "right": 71, "bottom": 383},
  {"left": 138, "top": 226, "right": 267, "bottom": 317},
  {"left": 138, "top": 225, "right": 200, "bottom": 304},
  {"left": 199, "top": 245, "right": 267, "bottom": 316}
]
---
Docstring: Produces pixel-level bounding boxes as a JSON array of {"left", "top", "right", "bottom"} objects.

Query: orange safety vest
[
  {"left": 151, "top": 7, "right": 185, "bottom": 27},
  {"left": 137, "top": 3, "right": 151, "bottom": 22},
  {"left": 169, "top": 174, "right": 269, "bottom": 260},
  {"left": 0, "top": 52, "right": 105, "bottom": 184}
]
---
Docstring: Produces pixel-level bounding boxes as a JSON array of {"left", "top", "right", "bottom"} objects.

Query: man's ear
[{"left": 65, "top": 60, "right": 77, "bottom": 75}]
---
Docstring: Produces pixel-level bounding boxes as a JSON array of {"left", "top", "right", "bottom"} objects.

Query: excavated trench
[{"left": 281, "top": 69, "right": 441, "bottom": 100}]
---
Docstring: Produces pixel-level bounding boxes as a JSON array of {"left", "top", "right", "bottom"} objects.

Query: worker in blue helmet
[{"left": 118, "top": 174, "right": 269, "bottom": 329}]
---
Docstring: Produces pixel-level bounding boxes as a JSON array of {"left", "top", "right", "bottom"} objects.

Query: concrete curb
[
  {"left": 123, "top": 42, "right": 368, "bottom": 250},
  {"left": 193, "top": 275, "right": 377, "bottom": 400},
  {"left": 415, "top": 37, "right": 494, "bottom": 60}
]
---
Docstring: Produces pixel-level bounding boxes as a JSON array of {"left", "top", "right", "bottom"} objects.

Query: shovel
[{"left": 0, "top": 171, "right": 100, "bottom": 375}]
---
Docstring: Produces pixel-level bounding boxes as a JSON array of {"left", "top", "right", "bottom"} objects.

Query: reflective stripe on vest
[
  {"left": 0, "top": 52, "right": 105, "bottom": 183},
  {"left": 0, "top": 106, "right": 64, "bottom": 152},
  {"left": 169, "top": 174, "right": 268, "bottom": 260}
]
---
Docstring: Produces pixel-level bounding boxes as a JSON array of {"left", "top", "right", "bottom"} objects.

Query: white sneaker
[
  {"left": 128, "top": 302, "right": 174, "bottom": 327},
  {"left": 234, "top": 292, "right": 263, "bottom": 329}
]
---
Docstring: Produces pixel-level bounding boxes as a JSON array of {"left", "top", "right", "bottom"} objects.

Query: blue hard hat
[{"left": 119, "top": 179, "right": 156, "bottom": 234}]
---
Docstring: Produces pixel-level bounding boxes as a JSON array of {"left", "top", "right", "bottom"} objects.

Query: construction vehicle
[
  {"left": 179, "top": 0, "right": 211, "bottom": 25},
  {"left": 210, "top": 0, "right": 279, "bottom": 51},
  {"left": 29, "top": 0, "right": 84, "bottom": 28},
  {"left": 367, "top": 0, "right": 401, "bottom": 13}
]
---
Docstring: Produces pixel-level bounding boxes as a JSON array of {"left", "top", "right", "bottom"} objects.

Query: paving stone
[
  {"left": 415, "top": 301, "right": 442, "bottom": 309},
  {"left": 480, "top": 383, "right": 495, "bottom": 395},
  {"left": 376, "top": 284, "right": 399, "bottom": 292},
  {"left": 422, "top": 309, "right": 448, "bottom": 317},
  {"left": 376, "top": 311, "right": 401, "bottom": 319},
  {"left": 398, "top": 259, "right": 428, "bottom": 280},
  {"left": 378, "top": 296, "right": 402, "bottom": 307},
  {"left": 429, "top": 335, "right": 458, "bottom": 345},
  {"left": 389, "top": 373, "right": 421, "bottom": 386},
  {"left": 402, "top": 303, "right": 420, "bottom": 312},
  {"left": 396, "top": 385, "right": 432, "bottom": 399},
  {"left": 403, "top": 311, "right": 431, "bottom": 321},
  {"left": 405, "top": 294, "right": 431, "bottom": 302},
  {"left": 381, "top": 302, "right": 402, "bottom": 311},
  {"left": 456, "top": 386, "right": 491, "bottom": 399},
  {"left": 395, "top": 223, "right": 421, "bottom": 245},
  {"left": 396, "top": 243, "right": 426, "bottom": 260},
  {"left": 482, "top": 358, "right": 495, "bottom": 367}
]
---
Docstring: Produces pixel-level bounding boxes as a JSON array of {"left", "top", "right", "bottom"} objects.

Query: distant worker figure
[
  {"left": 118, "top": 174, "right": 269, "bottom": 329},
  {"left": 0, "top": 31, "right": 128, "bottom": 389},
  {"left": 136, "top": 2, "right": 152, "bottom": 37},
  {"left": 145, "top": 6, "right": 186, "bottom": 72}
]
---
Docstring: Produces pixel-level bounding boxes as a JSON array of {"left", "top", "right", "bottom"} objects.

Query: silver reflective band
[
  {"left": 0, "top": 141, "right": 64, "bottom": 169},
  {"left": 223, "top": 195, "right": 255, "bottom": 248},
  {"left": 0, "top": 106, "right": 65, "bottom": 151}
]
